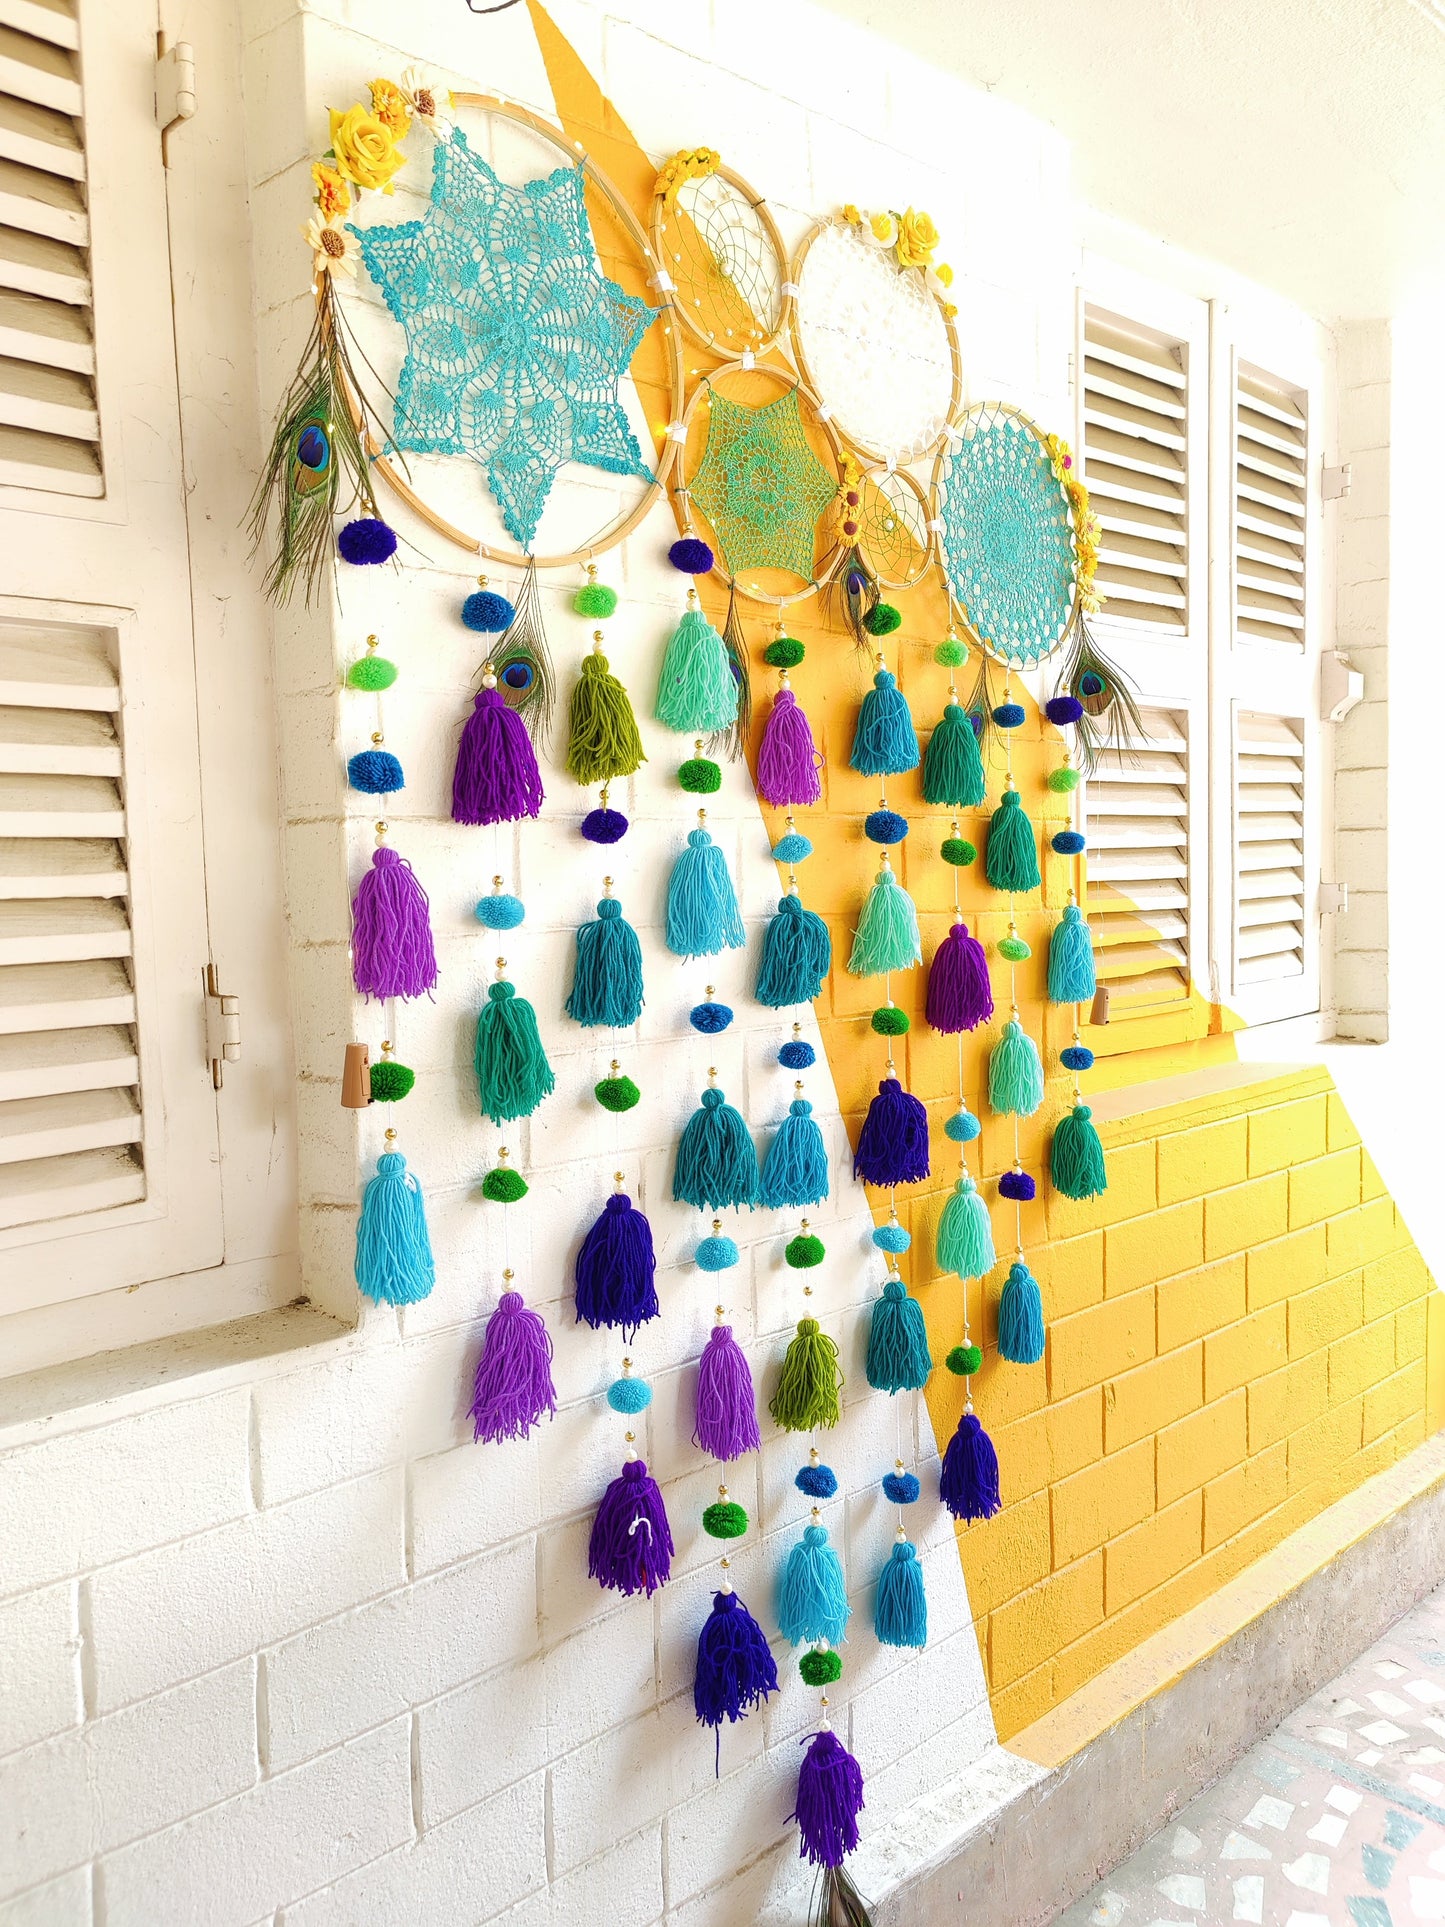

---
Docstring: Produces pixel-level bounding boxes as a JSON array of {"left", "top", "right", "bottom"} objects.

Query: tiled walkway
[{"left": 1058, "top": 1584, "right": 1445, "bottom": 1926}]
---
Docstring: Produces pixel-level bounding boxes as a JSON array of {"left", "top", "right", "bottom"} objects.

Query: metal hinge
[
  {"left": 205, "top": 963, "right": 240, "bottom": 1090},
  {"left": 1319, "top": 881, "right": 1349, "bottom": 916},
  {"left": 156, "top": 39, "right": 196, "bottom": 164},
  {"left": 1322, "top": 461, "right": 1353, "bottom": 501}
]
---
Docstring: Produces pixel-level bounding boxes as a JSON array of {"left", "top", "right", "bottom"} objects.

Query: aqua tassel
[
  {"left": 474, "top": 980, "right": 555, "bottom": 1124},
  {"left": 865, "top": 1275, "right": 932, "bottom": 1392},
  {"left": 874, "top": 1539, "right": 927, "bottom": 1648},
  {"left": 998, "top": 1259, "right": 1045, "bottom": 1364},
  {"left": 355, "top": 1149, "right": 435, "bottom": 1305},
  {"left": 1048, "top": 902, "right": 1096, "bottom": 1003},
  {"left": 1052, "top": 1104, "right": 1108, "bottom": 1200},
  {"left": 756, "top": 894, "right": 831, "bottom": 1007},
  {"left": 936, "top": 1175, "right": 996, "bottom": 1279},
  {"left": 850, "top": 668, "right": 919, "bottom": 776},
  {"left": 848, "top": 859, "right": 921, "bottom": 976},
  {"left": 655, "top": 602, "right": 738, "bottom": 734},
  {"left": 760, "top": 1098, "right": 829, "bottom": 1209},
  {"left": 666, "top": 825, "right": 745, "bottom": 959},
  {"left": 566, "top": 895, "right": 644, "bottom": 1028},
  {"left": 922, "top": 701, "right": 986, "bottom": 807},
  {"left": 777, "top": 1522, "right": 850, "bottom": 1646},
  {"left": 989, "top": 1019, "right": 1044, "bottom": 1116},
  {"left": 673, "top": 1086, "right": 760, "bottom": 1211},
  {"left": 985, "top": 787, "right": 1040, "bottom": 892}
]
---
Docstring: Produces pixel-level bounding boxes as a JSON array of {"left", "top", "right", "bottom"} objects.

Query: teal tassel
[
  {"left": 850, "top": 669, "right": 919, "bottom": 776},
  {"left": 874, "top": 1540, "right": 927, "bottom": 1649},
  {"left": 666, "top": 826, "right": 745, "bottom": 959},
  {"left": 936, "top": 1175, "right": 996, "bottom": 1279},
  {"left": 760, "top": 1099, "right": 829, "bottom": 1209},
  {"left": 474, "top": 981, "right": 556, "bottom": 1124},
  {"left": 922, "top": 702, "right": 986, "bottom": 807},
  {"left": 755, "top": 895, "right": 831, "bottom": 1007},
  {"left": 865, "top": 1275, "right": 932, "bottom": 1392},
  {"left": 674, "top": 1086, "right": 760, "bottom": 1211},
  {"left": 985, "top": 788, "right": 1040, "bottom": 892},
  {"left": 1052, "top": 1103, "right": 1108, "bottom": 1200},
  {"left": 655, "top": 605, "right": 738, "bottom": 734},
  {"left": 998, "top": 1259, "right": 1045, "bottom": 1364},
  {"left": 777, "top": 1522, "right": 850, "bottom": 1646},
  {"left": 1048, "top": 903, "right": 1096, "bottom": 1003},
  {"left": 566, "top": 896, "right": 644, "bottom": 1028},
  {"left": 989, "top": 1019, "right": 1044, "bottom": 1117},
  {"left": 847, "top": 861, "right": 921, "bottom": 976},
  {"left": 355, "top": 1150, "right": 435, "bottom": 1305}
]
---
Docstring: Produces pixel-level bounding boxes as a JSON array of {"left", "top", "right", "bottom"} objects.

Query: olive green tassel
[
  {"left": 566, "top": 644, "right": 645, "bottom": 786},
  {"left": 769, "top": 1318, "right": 843, "bottom": 1431}
]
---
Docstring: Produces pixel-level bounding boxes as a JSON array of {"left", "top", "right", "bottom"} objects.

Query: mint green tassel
[
  {"left": 936, "top": 1175, "right": 996, "bottom": 1279},
  {"left": 847, "top": 860, "right": 921, "bottom": 976},
  {"left": 988, "top": 1018, "right": 1043, "bottom": 1117},
  {"left": 985, "top": 788, "right": 1040, "bottom": 892},
  {"left": 1052, "top": 1103, "right": 1108, "bottom": 1199},
  {"left": 474, "top": 981, "right": 556, "bottom": 1124},
  {"left": 923, "top": 702, "right": 986, "bottom": 807},
  {"left": 655, "top": 605, "right": 737, "bottom": 734}
]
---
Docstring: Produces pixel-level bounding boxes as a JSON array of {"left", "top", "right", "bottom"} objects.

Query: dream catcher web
[
  {"left": 687, "top": 384, "right": 838, "bottom": 585},
  {"left": 654, "top": 162, "right": 789, "bottom": 354},
  {"left": 855, "top": 466, "right": 932, "bottom": 588}
]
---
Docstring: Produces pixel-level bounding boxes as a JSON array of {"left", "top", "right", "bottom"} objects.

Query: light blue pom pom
[
  {"left": 873, "top": 1220, "right": 911, "bottom": 1253},
  {"left": 607, "top": 1375, "right": 653, "bottom": 1413},
  {"left": 695, "top": 1232, "right": 740, "bottom": 1272},
  {"left": 771, "top": 832, "right": 814, "bottom": 864},
  {"left": 944, "top": 1108, "right": 981, "bottom": 1143},
  {"left": 476, "top": 892, "right": 526, "bottom": 929}
]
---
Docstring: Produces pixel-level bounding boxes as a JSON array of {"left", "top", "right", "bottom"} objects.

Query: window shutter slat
[
  {"left": 1086, "top": 706, "right": 1194, "bottom": 1013},
  {"left": 1232, "top": 711, "right": 1306, "bottom": 985},
  {"left": 1234, "top": 365, "right": 1307, "bottom": 651}
]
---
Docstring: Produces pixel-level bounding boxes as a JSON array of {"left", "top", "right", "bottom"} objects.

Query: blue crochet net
[{"left": 354, "top": 130, "right": 659, "bottom": 551}]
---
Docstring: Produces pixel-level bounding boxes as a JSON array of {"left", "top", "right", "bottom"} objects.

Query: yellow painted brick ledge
[{"left": 924, "top": 1068, "right": 1442, "bottom": 1741}]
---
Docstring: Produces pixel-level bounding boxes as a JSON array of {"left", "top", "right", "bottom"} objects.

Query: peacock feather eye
[
  {"left": 296, "top": 421, "right": 330, "bottom": 472},
  {"left": 500, "top": 658, "right": 536, "bottom": 694}
]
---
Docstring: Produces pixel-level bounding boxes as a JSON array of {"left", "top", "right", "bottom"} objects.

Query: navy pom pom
[
  {"left": 999, "top": 1169, "right": 1037, "bottom": 1201},
  {"left": 461, "top": 587, "right": 516, "bottom": 632},
  {"left": 779, "top": 1039, "right": 816, "bottom": 1069},
  {"left": 864, "top": 809, "right": 908, "bottom": 846},
  {"left": 337, "top": 518, "right": 397, "bottom": 566},
  {"left": 993, "top": 702, "right": 1027, "bottom": 729},
  {"left": 795, "top": 1463, "right": 838, "bottom": 1499},
  {"left": 1061, "top": 1045, "right": 1095, "bottom": 1071},
  {"left": 883, "top": 1471, "right": 921, "bottom": 1504},
  {"left": 690, "top": 1000, "right": 733, "bottom": 1034},
  {"left": 1052, "top": 830, "right": 1086, "bottom": 854},
  {"left": 669, "top": 536, "right": 714, "bottom": 575},
  {"left": 346, "top": 749, "right": 403, "bottom": 794},
  {"left": 581, "top": 808, "right": 629, "bottom": 844},
  {"left": 1046, "top": 695, "right": 1084, "bottom": 725}
]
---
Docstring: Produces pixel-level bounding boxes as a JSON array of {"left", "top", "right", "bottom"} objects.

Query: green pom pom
[
  {"left": 863, "top": 602, "right": 902, "bottom": 636},
  {"left": 785, "top": 1232, "right": 826, "bottom": 1268},
  {"left": 1048, "top": 765, "right": 1081, "bottom": 794},
  {"left": 942, "top": 837, "right": 977, "bottom": 866},
  {"left": 679, "top": 757, "right": 722, "bottom": 793},
  {"left": 368, "top": 1059, "right": 415, "bottom": 1103},
  {"left": 594, "top": 1074, "right": 641, "bottom": 1112},
  {"left": 934, "top": 638, "right": 968, "bottom": 668},
  {"left": 998, "top": 935, "right": 1031, "bottom": 962},
  {"left": 482, "top": 1166, "right": 528, "bottom": 1202},
  {"left": 764, "top": 637, "right": 806, "bottom": 667},
  {"left": 702, "top": 1500, "right": 749, "bottom": 1538},
  {"left": 799, "top": 1648, "right": 843, "bottom": 1686},
  {"left": 347, "top": 654, "right": 398, "bottom": 691},
  {"left": 946, "top": 1343, "right": 983, "bottom": 1376},
  {"left": 871, "top": 1005, "right": 910, "bottom": 1036},
  {"left": 573, "top": 581, "right": 619, "bottom": 617}
]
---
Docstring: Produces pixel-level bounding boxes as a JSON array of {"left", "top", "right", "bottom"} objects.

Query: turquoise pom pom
[
  {"left": 476, "top": 892, "right": 526, "bottom": 929},
  {"left": 607, "top": 1375, "right": 653, "bottom": 1413},
  {"left": 772, "top": 832, "right": 813, "bottom": 863},
  {"left": 944, "top": 1108, "right": 981, "bottom": 1143},
  {"left": 873, "top": 1219, "right": 911, "bottom": 1253},
  {"left": 695, "top": 1232, "right": 740, "bottom": 1271}
]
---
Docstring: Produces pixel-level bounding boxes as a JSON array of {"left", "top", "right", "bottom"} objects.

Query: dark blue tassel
[
  {"left": 853, "top": 1078, "right": 929, "bottom": 1187},
  {"left": 694, "top": 1588, "right": 778, "bottom": 1771},
  {"left": 940, "top": 1410, "right": 1001, "bottom": 1521},
  {"left": 574, "top": 1192, "right": 658, "bottom": 1340}
]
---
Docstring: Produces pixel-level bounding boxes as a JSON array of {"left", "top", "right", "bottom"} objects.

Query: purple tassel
[
  {"left": 588, "top": 1458, "right": 674, "bottom": 1596},
  {"left": 470, "top": 1290, "right": 557, "bottom": 1443},
  {"left": 351, "top": 845, "right": 438, "bottom": 1000},
  {"left": 452, "top": 687, "right": 544, "bottom": 826},
  {"left": 940, "top": 1410, "right": 1001, "bottom": 1522},
  {"left": 926, "top": 920, "right": 994, "bottom": 1034},
  {"left": 694, "top": 1323, "right": 761, "bottom": 1460},
  {"left": 694, "top": 1589, "right": 778, "bottom": 1768},
  {"left": 853, "top": 1077, "right": 930, "bottom": 1187},
  {"left": 792, "top": 1729, "right": 866, "bottom": 1869},
  {"left": 575, "top": 1192, "right": 658, "bottom": 1341},
  {"left": 757, "top": 687, "right": 821, "bottom": 807}
]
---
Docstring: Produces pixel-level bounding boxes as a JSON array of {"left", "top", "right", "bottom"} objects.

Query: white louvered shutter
[
  {"left": 1232, "top": 712, "right": 1307, "bottom": 987},
  {"left": 1085, "top": 707, "right": 1194, "bottom": 1014},
  {"left": 1234, "top": 367, "right": 1307, "bottom": 650}
]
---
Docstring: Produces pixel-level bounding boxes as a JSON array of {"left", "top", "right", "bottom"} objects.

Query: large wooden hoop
[{"left": 650, "top": 156, "right": 794, "bottom": 358}]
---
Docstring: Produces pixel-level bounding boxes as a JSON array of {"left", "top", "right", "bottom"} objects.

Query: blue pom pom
[
  {"left": 461, "top": 588, "right": 516, "bottom": 633},
  {"left": 347, "top": 748, "right": 404, "bottom": 794},
  {"left": 695, "top": 1233, "right": 740, "bottom": 1272},
  {"left": 337, "top": 518, "right": 397, "bottom": 566},
  {"left": 690, "top": 1000, "right": 734, "bottom": 1034},
  {"left": 944, "top": 1108, "right": 981, "bottom": 1143},
  {"left": 771, "top": 832, "right": 813, "bottom": 864},
  {"left": 1061, "top": 1045, "right": 1095, "bottom": 1071},
  {"left": 993, "top": 702, "right": 1027, "bottom": 729},
  {"left": 581, "top": 808, "right": 629, "bottom": 844},
  {"left": 607, "top": 1375, "right": 653, "bottom": 1413},
  {"left": 1052, "top": 830, "right": 1086, "bottom": 854},
  {"left": 864, "top": 809, "right": 908, "bottom": 846},
  {"left": 475, "top": 892, "right": 525, "bottom": 929},
  {"left": 669, "top": 536, "right": 715, "bottom": 575},
  {"left": 999, "top": 1169, "right": 1037, "bottom": 1201},
  {"left": 779, "top": 1039, "right": 816, "bottom": 1069},
  {"left": 873, "top": 1221, "right": 911, "bottom": 1253},
  {"left": 795, "top": 1463, "right": 838, "bottom": 1499},
  {"left": 883, "top": 1471, "right": 921, "bottom": 1504},
  {"left": 1046, "top": 695, "right": 1084, "bottom": 725}
]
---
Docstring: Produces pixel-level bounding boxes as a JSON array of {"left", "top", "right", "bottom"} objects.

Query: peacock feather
[
  {"left": 1054, "top": 615, "right": 1146, "bottom": 774},
  {"left": 487, "top": 558, "right": 557, "bottom": 741}
]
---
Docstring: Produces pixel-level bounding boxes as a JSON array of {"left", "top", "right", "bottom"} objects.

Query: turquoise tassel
[
  {"left": 865, "top": 1275, "right": 932, "bottom": 1393},
  {"left": 1048, "top": 903, "right": 1096, "bottom": 1003},
  {"left": 985, "top": 788, "right": 1040, "bottom": 892},
  {"left": 566, "top": 896, "right": 644, "bottom": 1028},
  {"left": 847, "top": 860, "right": 921, "bottom": 976},
  {"left": 998, "top": 1259, "right": 1045, "bottom": 1364},
  {"left": 355, "top": 1150, "right": 435, "bottom": 1305},
  {"left": 989, "top": 1018, "right": 1044, "bottom": 1117},
  {"left": 674, "top": 1086, "right": 760, "bottom": 1211},
  {"left": 755, "top": 894, "right": 831, "bottom": 1007},
  {"left": 655, "top": 605, "right": 738, "bottom": 734},
  {"left": 1052, "top": 1104, "right": 1108, "bottom": 1200},
  {"left": 666, "top": 826, "right": 745, "bottom": 959},
  {"left": 777, "top": 1521, "right": 850, "bottom": 1646},
  {"left": 874, "top": 1540, "right": 927, "bottom": 1649},
  {"left": 760, "top": 1098, "right": 829, "bottom": 1209},
  {"left": 850, "top": 669, "right": 919, "bottom": 776},
  {"left": 936, "top": 1175, "right": 996, "bottom": 1279}
]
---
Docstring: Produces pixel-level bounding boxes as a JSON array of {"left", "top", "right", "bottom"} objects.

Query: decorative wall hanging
[
  {"left": 651, "top": 149, "right": 793, "bottom": 357},
  {"left": 470, "top": 1269, "right": 557, "bottom": 1442}
]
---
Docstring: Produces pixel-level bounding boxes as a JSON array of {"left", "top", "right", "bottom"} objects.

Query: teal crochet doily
[
  {"left": 689, "top": 387, "right": 836, "bottom": 582},
  {"left": 938, "top": 410, "right": 1076, "bottom": 667}
]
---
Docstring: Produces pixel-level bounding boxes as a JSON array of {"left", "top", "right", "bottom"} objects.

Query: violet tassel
[
  {"left": 926, "top": 920, "right": 994, "bottom": 1034},
  {"left": 588, "top": 1458, "right": 674, "bottom": 1596},
  {"left": 575, "top": 1191, "right": 658, "bottom": 1341},
  {"left": 852, "top": 1077, "right": 930, "bottom": 1187},
  {"left": 940, "top": 1409, "right": 1001, "bottom": 1522},
  {"left": 694, "top": 1322, "right": 761, "bottom": 1460},
  {"left": 452, "top": 684, "right": 544, "bottom": 826},
  {"left": 793, "top": 1729, "right": 866, "bottom": 1869},
  {"left": 757, "top": 683, "right": 821, "bottom": 807},
  {"left": 470, "top": 1290, "right": 557, "bottom": 1443},
  {"left": 351, "top": 843, "right": 438, "bottom": 1000},
  {"left": 694, "top": 1588, "right": 778, "bottom": 1769}
]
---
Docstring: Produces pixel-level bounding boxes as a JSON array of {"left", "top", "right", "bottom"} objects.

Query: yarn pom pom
[
  {"left": 865, "top": 1276, "right": 933, "bottom": 1393},
  {"left": 799, "top": 1649, "right": 842, "bottom": 1687},
  {"left": 469, "top": 1290, "right": 556, "bottom": 1443},
  {"left": 347, "top": 748, "right": 403, "bottom": 794},
  {"left": 588, "top": 1460, "right": 674, "bottom": 1597},
  {"left": 926, "top": 920, "right": 993, "bottom": 1034},
  {"left": 575, "top": 1192, "right": 658, "bottom": 1339},
  {"left": 607, "top": 1374, "right": 652, "bottom": 1414},
  {"left": 1061, "top": 1044, "right": 1095, "bottom": 1072},
  {"left": 679, "top": 755, "right": 722, "bottom": 793},
  {"left": 988, "top": 1018, "right": 1044, "bottom": 1117},
  {"left": 872, "top": 1218, "right": 910, "bottom": 1254},
  {"left": 474, "top": 980, "right": 555, "bottom": 1124},
  {"left": 985, "top": 788, "right": 1041, "bottom": 892},
  {"left": 853, "top": 1077, "right": 929, "bottom": 1187},
  {"left": 580, "top": 807, "right": 629, "bottom": 843},
  {"left": 1048, "top": 764, "right": 1081, "bottom": 794},
  {"left": 694, "top": 1324, "right": 760, "bottom": 1459},
  {"left": 566, "top": 897, "right": 644, "bottom": 1028},
  {"left": 355, "top": 1151, "right": 434, "bottom": 1304},
  {"left": 756, "top": 895, "right": 832, "bottom": 1008},
  {"left": 793, "top": 1728, "right": 866, "bottom": 1867},
  {"left": 1046, "top": 694, "right": 1085, "bottom": 725},
  {"left": 944, "top": 1107, "right": 981, "bottom": 1143},
  {"left": 1052, "top": 1103, "right": 1107, "bottom": 1200},
  {"left": 875, "top": 1539, "right": 927, "bottom": 1648},
  {"left": 347, "top": 653, "right": 398, "bottom": 691},
  {"left": 1052, "top": 830, "right": 1086, "bottom": 855},
  {"left": 452, "top": 687, "right": 544, "bottom": 827},
  {"left": 475, "top": 890, "right": 525, "bottom": 929},
  {"left": 673, "top": 1087, "right": 760, "bottom": 1211},
  {"left": 848, "top": 864, "right": 921, "bottom": 976},
  {"left": 946, "top": 1343, "right": 983, "bottom": 1376},
  {"left": 937, "top": 1175, "right": 996, "bottom": 1280},
  {"left": 761, "top": 1099, "right": 829, "bottom": 1210},
  {"left": 461, "top": 587, "right": 516, "bottom": 632},
  {"left": 764, "top": 636, "right": 805, "bottom": 668},
  {"left": 337, "top": 517, "right": 397, "bottom": 566},
  {"left": 785, "top": 1231, "right": 826, "bottom": 1268},
  {"left": 758, "top": 688, "right": 821, "bottom": 808},
  {"left": 779, "top": 1038, "right": 816, "bottom": 1069},
  {"left": 993, "top": 701, "right": 1026, "bottom": 729},
  {"left": 594, "top": 1073, "right": 641, "bottom": 1112},
  {"left": 923, "top": 701, "right": 987, "bottom": 808},
  {"left": 795, "top": 1462, "right": 838, "bottom": 1499},
  {"left": 850, "top": 670, "right": 919, "bottom": 777},
  {"left": 777, "top": 1522, "right": 850, "bottom": 1644},
  {"left": 862, "top": 601, "right": 901, "bottom": 636},
  {"left": 940, "top": 1411, "right": 1001, "bottom": 1521},
  {"left": 998, "top": 1259, "right": 1045, "bottom": 1364},
  {"left": 771, "top": 831, "right": 814, "bottom": 864},
  {"left": 1049, "top": 902, "right": 1096, "bottom": 1004},
  {"left": 669, "top": 536, "right": 714, "bottom": 575},
  {"left": 352, "top": 846, "right": 438, "bottom": 1001},
  {"left": 935, "top": 637, "right": 968, "bottom": 668},
  {"left": 694, "top": 1590, "right": 777, "bottom": 1745},
  {"left": 695, "top": 1231, "right": 740, "bottom": 1272},
  {"left": 941, "top": 836, "right": 977, "bottom": 866},
  {"left": 998, "top": 933, "right": 1031, "bottom": 962},
  {"left": 369, "top": 1059, "right": 414, "bottom": 1103},
  {"left": 998, "top": 1168, "right": 1037, "bottom": 1201},
  {"left": 871, "top": 1005, "right": 910, "bottom": 1036},
  {"left": 481, "top": 1165, "right": 527, "bottom": 1202},
  {"left": 690, "top": 999, "right": 734, "bottom": 1034},
  {"left": 703, "top": 1500, "right": 749, "bottom": 1539},
  {"left": 573, "top": 580, "right": 618, "bottom": 618},
  {"left": 864, "top": 808, "right": 908, "bottom": 845},
  {"left": 770, "top": 1319, "right": 842, "bottom": 1431}
]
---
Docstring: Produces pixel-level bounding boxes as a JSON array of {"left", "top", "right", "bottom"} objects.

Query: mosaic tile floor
[{"left": 1057, "top": 1584, "right": 1445, "bottom": 1927}]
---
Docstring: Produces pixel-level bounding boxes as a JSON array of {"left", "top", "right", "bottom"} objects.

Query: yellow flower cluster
[
  {"left": 328, "top": 100, "right": 406, "bottom": 195},
  {"left": 655, "top": 148, "right": 721, "bottom": 202},
  {"left": 1045, "top": 434, "right": 1106, "bottom": 612},
  {"left": 841, "top": 202, "right": 955, "bottom": 314}
]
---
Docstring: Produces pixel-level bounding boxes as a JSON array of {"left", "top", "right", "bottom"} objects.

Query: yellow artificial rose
[
  {"left": 329, "top": 104, "right": 406, "bottom": 195},
  {"left": 895, "top": 206, "right": 939, "bottom": 270},
  {"left": 842, "top": 203, "right": 862, "bottom": 226},
  {"left": 311, "top": 162, "right": 351, "bottom": 222},
  {"left": 370, "top": 78, "right": 412, "bottom": 140}
]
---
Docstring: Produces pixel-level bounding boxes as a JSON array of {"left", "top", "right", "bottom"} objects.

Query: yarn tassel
[
  {"left": 847, "top": 860, "right": 921, "bottom": 976},
  {"left": 588, "top": 1458, "right": 674, "bottom": 1596},
  {"left": 694, "top": 1589, "right": 778, "bottom": 1764},
  {"left": 926, "top": 920, "right": 994, "bottom": 1033},
  {"left": 756, "top": 895, "right": 832, "bottom": 1007},
  {"left": 865, "top": 1275, "right": 932, "bottom": 1392},
  {"left": 1048, "top": 903, "right": 1096, "bottom": 1004},
  {"left": 936, "top": 1176, "right": 996, "bottom": 1279},
  {"left": 566, "top": 645, "right": 645, "bottom": 786},
  {"left": 997, "top": 1259, "right": 1045, "bottom": 1364},
  {"left": 566, "top": 895, "right": 644, "bottom": 1028},
  {"left": 354, "top": 1149, "right": 435, "bottom": 1305},
  {"left": 940, "top": 1409, "right": 1001, "bottom": 1521},
  {"left": 351, "top": 843, "right": 438, "bottom": 1000},
  {"left": 575, "top": 1191, "right": 659, "bottom": 1340},
  {"left": 793, "top": 1729, "right": 866, "bottom": 1867},
  {"left": 874, "top": 1540, "right": 927, "bottom": 1648},
  {"left": 769, "top": 1318, "right": 843, "bottom": 1432},
  {"left": 474, "top": 980, "right": 555, "bottom": 1124},
  {"left": 694, "top": 1323, "right": 761, "bottom": 1459},
  {"left": 452, "top": 683, "right": 544, "bottom": 825},
  {"left": 853, "top": 1077, "right": 929, "bottom": 1187},
  {"left": 988, "top": 1019, "right": 1044, "bottom": 1117},
  {"left": 470, "top": 1289, "right": 557, "bottom": 1442},
  {"left": 757, "top": 681, "right": 821, "bottom": 807},
  {"left": 1052, "top": 1104, "right": 1108, "bottom": 1200},
  {"left": 922, "top": 701, "right": 986, "bottom": 807},
  {"left": 673, "top": 1087, "right": 760, "bottom": 1210},
  {"left": 850, "top": 668, "right": 919, "bottom": 776},
  {"left": 761, "top": 1099, "right": 829, "bottom": 1209},
  {"left": 666, "top": 825, "right": 746, "bottom": 958},
  {"left": 985, "top": 787, "right": 1041, "bottom": 892},
  {"left": 655, "top": 599, "right": 738, "bottom": 734},
  {"left": 777, "top": 1522, "right": 850, "bottom": 1645}
]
